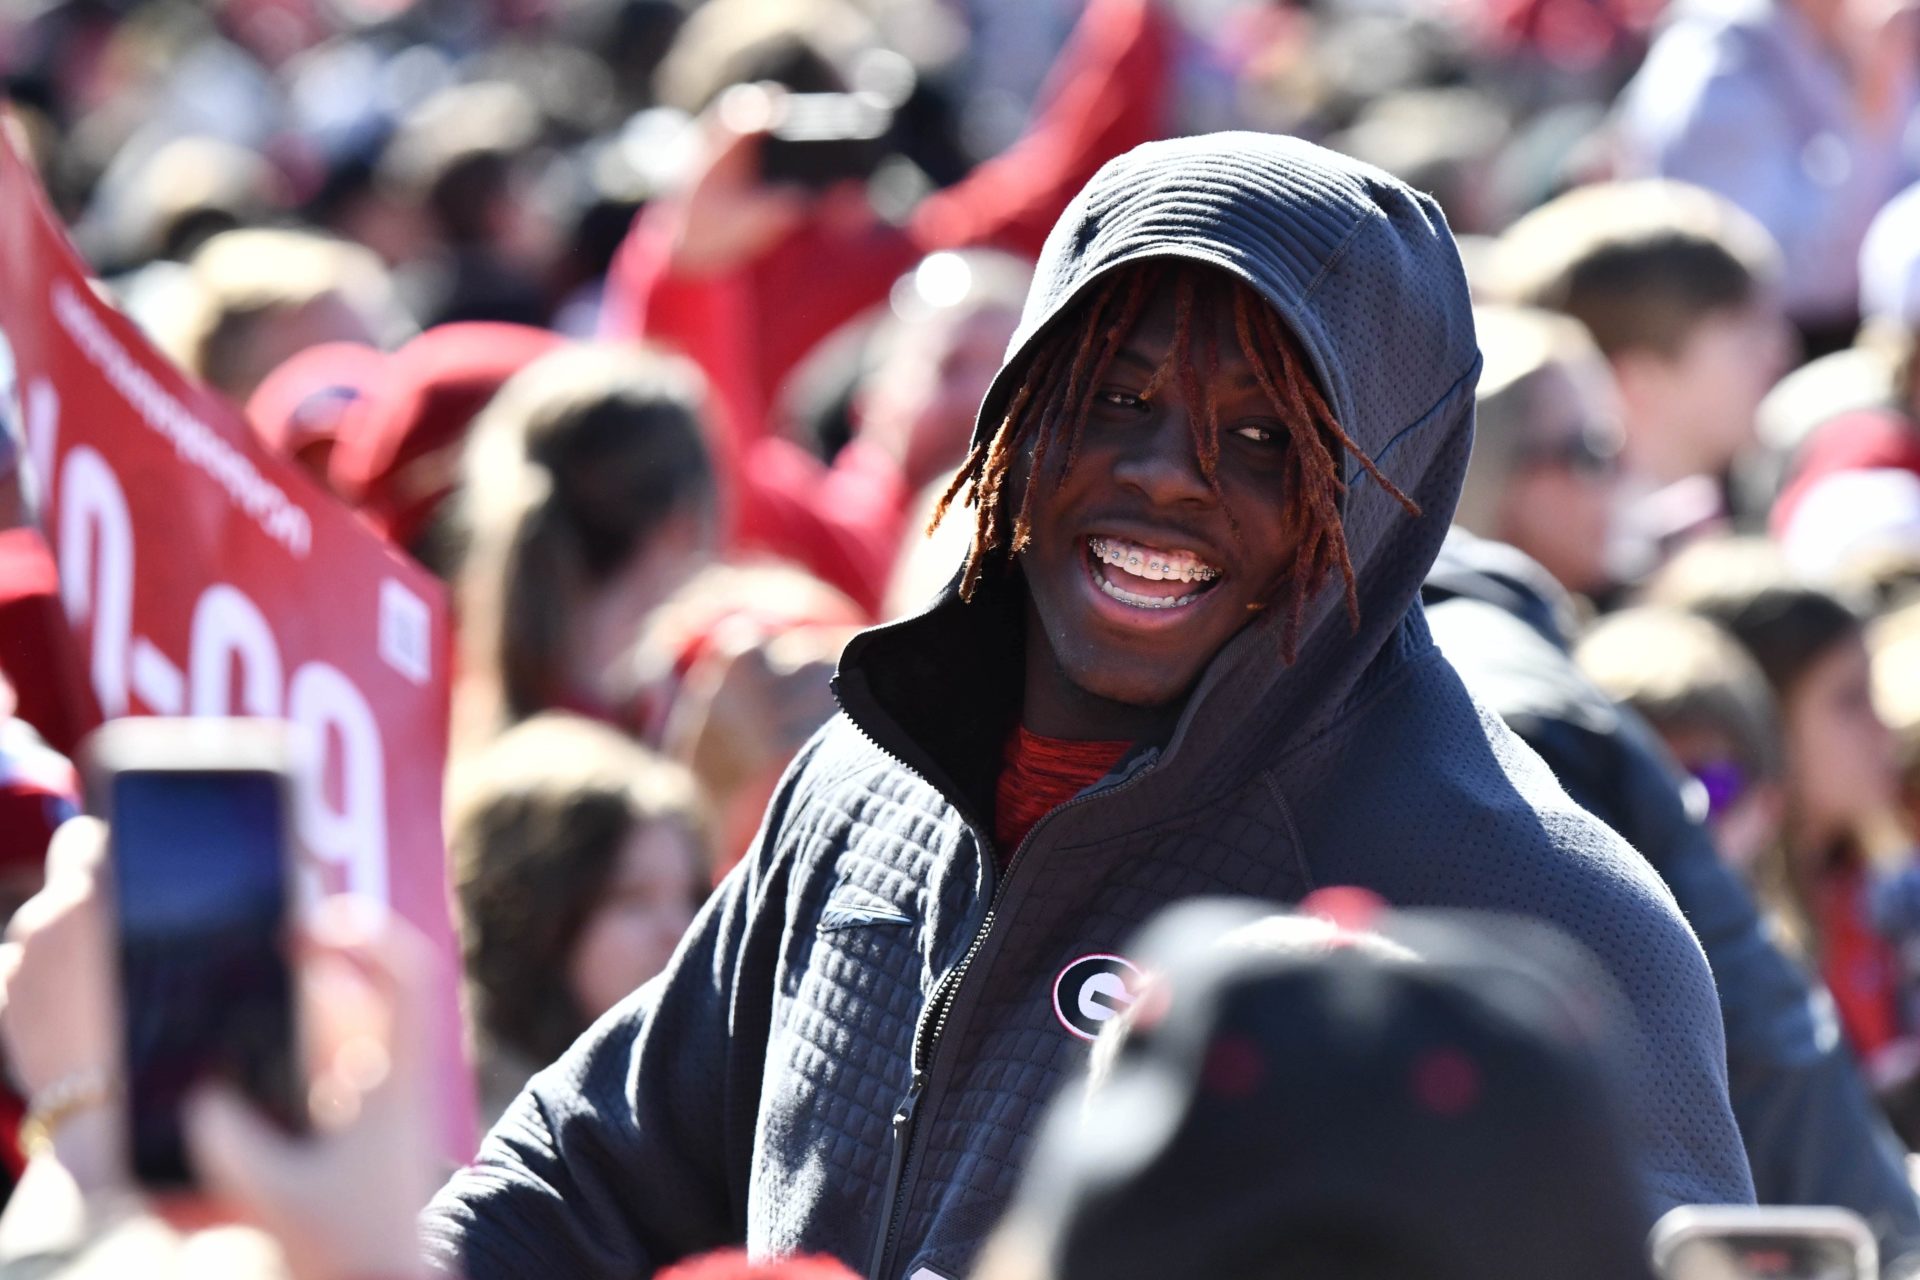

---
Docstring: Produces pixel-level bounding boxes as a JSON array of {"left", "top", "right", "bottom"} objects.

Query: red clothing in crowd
[
  {"left": 601, "top": 0, "right": 1172, "bottom": 615},
  {"left": 657, "top": 1250, "right": 859, "bottom": 1280},
  {"left": 1819, "top": 857, "right": 1908, "bottom": 1062},
  {"left": 994, "top": 726, "right": 1131, "bottom": 856},
  {"left": 1771, "top": 408, "right": 1920, "bottom": 538},
  {"left": 0, "top": 527, "right": 97, "bottom": 757}
]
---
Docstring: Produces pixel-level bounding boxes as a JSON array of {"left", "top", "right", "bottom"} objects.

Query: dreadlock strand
[
  {"left": 1061, "top": 270, "right": 1155, "bottom": 479},
  {"left": 929, "top": 436, "right": 991, "bottom": 536},
  {"left": 1257, "top": 303, "right": 1418, "bottom": 520},
  {"left": 1233, "top": 288, "right": 1359, "bottom": 640},
  {"left": 1010, "top": 334, "right": 1089, "bottom": 545}
]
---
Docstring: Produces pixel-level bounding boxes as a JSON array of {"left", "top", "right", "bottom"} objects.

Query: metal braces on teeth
[{"left": 1089, "top": 536, "right": 1220, "bottom": 584}]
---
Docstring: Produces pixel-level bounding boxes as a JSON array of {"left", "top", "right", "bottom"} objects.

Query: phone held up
[
  {"left": 82, "top": 717, "right": 307, "bottom": 1190},
  {"left": 1652, "top": 1206, "right": 1877, "bottom": 1280},
  {"left": 757, "top": 92, "right": 894, "bottom": 190}
]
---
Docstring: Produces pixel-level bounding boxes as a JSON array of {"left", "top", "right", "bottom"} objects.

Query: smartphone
[
  {"left": 759, "top": 92, "right": 893, "bottom": 189},
  {"left": 83, "top": 717, "right": 306, "bottom": 1188},
  {"left": 1651, "top": 1206, "right": 1876, "bottom": 1280}
]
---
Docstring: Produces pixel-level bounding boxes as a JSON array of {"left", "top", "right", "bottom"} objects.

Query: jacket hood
[{"left": 840, "top": 132, "right": 1481, "bottom": 818}]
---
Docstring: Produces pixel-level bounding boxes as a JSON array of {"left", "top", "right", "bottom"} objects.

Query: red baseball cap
[{"left": 328, "top": 322, "right": 564, "bottom": 550}]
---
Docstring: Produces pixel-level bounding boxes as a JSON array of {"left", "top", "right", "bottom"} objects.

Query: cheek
[
  {"left": 1504, "top": 474, "right": 1587, "bottom": 541},
  {"left": 567, "top": 905, "right": 681, "bottom": 1015},
  {"left": 1789, "top": 706, "right": 1891, "bottom": 815}
]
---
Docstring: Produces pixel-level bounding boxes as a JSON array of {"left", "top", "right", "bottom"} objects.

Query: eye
[
  {"left": 1230, "top": 422, "right": 1282, "bottom": 445},
  {"left": 1096, "top": 388, "right": 1149, "bottom": 412}
]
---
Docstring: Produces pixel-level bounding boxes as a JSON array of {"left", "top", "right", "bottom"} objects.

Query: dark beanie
[{"left": 1003, "top": 897, "right": 1660, "bottom": 1280}]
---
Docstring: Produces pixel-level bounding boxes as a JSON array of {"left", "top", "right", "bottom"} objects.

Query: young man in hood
[{"left": 424, "top": 133, "right": 1753, "bottom": 1280}]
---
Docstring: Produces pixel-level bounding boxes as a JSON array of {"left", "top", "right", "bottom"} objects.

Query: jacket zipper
[{"left": 862, "top": 759, "right": 1159, "bottom": 1280}]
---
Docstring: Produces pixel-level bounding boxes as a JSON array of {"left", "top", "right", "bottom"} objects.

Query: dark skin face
[{"left": 1018, "top": 278, "right": 1307, "bottom": 741}]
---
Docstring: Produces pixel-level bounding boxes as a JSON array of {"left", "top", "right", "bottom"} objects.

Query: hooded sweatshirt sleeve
[{"left": 420, "top": 739, "right": 819, "bottom": 1277}]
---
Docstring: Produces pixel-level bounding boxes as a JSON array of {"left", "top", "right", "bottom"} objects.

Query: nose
[{"left": 1109, "top": 398, "right": 1215, "bottom": 508}]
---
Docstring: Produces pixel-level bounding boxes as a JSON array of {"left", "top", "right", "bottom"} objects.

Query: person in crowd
[
  {"left": 424, "top": 132, "right": 1752, "bottom": 1280},
  {"left": 1653, "top": 546, "right": 1908, "bottom": 1063},
  {"left": 375, "top": 80, "right": 558, "bottom": 329},
  {"left": 1491, "top": 180, "right": 1792, "bottom": 568},
  {"left": 1453, "top": 305, "right": 1623, "bottom": 597},
  {"left": 156, "top": 227, "right": 415, "bottom": 406},
  {"left": 1424, "top": 530, "right": 1920, "bottom": 1258},
  {"left": 328, "top": 321, "right": 564, "bottom": 577},
  {"left": 731, "top": 248, "right": 1026, "bottom": 618},
  {"left": 854, "top": 250, "right": 1029, "bottom": 504},
  {"left": 1614, "top": 0, "right": 1920, "bottom": 352},
  {"left": 622, "top": 562, "right": 862, "bottom": 872},
  {"left": 1772, "top": 180, "right": 1920, "bottom": 546},
  {"left": 1577, "top": 606, "right": 1788, "bottom": 877},
  {"left": 974, "top": 898, "right": 1660, "bottom": 1280},
  {"left": 450, "top": 712, "right": 709, "bottom": 1124},
  {"left": 453, "top": 343, "right": 718, "bottom": 749}
]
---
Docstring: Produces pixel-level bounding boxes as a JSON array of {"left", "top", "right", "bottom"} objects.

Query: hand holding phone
[
  {"left": 0, "top": 778, "right": 442, "bottom": 1280},
  {"left": 0, "top": 816, "right": 119, "bottom": 1194},
  {"left": 85, "top": 717, "right": 306, "bottom": 1189}
]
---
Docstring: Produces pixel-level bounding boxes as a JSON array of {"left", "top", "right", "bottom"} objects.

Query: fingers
[
  {"left": 43, "top": 815, "right": 106, "bottom": 885},
  {"left": 300, "top": 899, "right": 438, "bottom": 1100},
  {"left": 182, "top": 1083, "right": 305, "bottom": 1217},
  {"left": 0, "top": 818, "right": 116, "bottom": 1100}
]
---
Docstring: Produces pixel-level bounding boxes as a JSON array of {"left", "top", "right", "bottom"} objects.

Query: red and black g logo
[{"left": 1052, "top": 953, "right": 1144, "bottom": 1042}]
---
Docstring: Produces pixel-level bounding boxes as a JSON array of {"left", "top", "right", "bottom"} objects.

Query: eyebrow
[{"left": 1112, "top": 346, "right": 1264, "bottom": 393}]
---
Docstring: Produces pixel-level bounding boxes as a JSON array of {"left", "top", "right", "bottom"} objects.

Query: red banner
[{"left": 0, "top": 123, "right": 474, "bottom": 1155}]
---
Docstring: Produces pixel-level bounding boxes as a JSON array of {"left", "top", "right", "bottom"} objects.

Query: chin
[{"left": 1060, "top": 655, "right": 1194, "bottom": 713}]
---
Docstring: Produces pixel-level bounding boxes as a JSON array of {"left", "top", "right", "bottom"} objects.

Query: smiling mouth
[{"left": 1085, "top": 536, "right": 1223, "bottom": 610}]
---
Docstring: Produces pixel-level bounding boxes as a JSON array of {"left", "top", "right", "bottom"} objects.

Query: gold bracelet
[{"left": 19, "top": 1067, "right": 114, "bottom": 1160}]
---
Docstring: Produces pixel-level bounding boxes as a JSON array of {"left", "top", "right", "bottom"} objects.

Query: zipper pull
[
  {"left": 869, "top": 1071, "right": 930, "bottom": 1280},
  {"left": 893, "top": 1071, "right": 926, "bottom": 1136}
]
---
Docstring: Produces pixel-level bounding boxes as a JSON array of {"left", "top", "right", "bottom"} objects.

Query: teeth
[
  {"left": 1094, "top": 571, "right": 1207, "bottom": 609},
  {"left": 1088, "top": 537, "right": 1220, "bottom": 583}
]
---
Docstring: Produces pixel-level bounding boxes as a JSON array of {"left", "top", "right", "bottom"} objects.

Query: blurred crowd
[{"left": 1, "top": 0, "right": 1920, "bottom": 1274}]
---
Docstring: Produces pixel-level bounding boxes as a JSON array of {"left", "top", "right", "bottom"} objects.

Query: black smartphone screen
[{"left": 112, "top": 769, "right": 301, "bottom": 1186}]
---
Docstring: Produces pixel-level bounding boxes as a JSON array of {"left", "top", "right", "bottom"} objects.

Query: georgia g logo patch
[{"left": 1052, "top": 953, "right": 1144, "bottom": 1042}]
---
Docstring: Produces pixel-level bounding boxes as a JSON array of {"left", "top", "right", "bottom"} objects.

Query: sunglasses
[
  {"left": 1689, "top": 759, "right": 1752, "bottom": 820},
  {"left": 1516, "top": 429, "right": 1621, "bottom": 478}
]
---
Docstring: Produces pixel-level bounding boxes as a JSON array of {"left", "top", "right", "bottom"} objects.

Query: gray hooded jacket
[{"left": 424, "top": 133, "right": 1753, "bottom": 1280}]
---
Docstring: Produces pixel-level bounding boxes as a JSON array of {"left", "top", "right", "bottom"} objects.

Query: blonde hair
[{"left": 167, "top": 228, "right": 410, "bottom": 398}]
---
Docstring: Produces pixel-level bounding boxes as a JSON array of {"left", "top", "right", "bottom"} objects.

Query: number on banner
[
  {"left": 49, "top": 432, "right": 390, "bottom": 904},
  {"left": 57, "top": 444, "right": 133, "bottom": 718}
]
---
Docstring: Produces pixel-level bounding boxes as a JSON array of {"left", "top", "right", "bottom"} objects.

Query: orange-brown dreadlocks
[{"left": 930, "top": 260, "right": 1420, "bottom": 662}]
